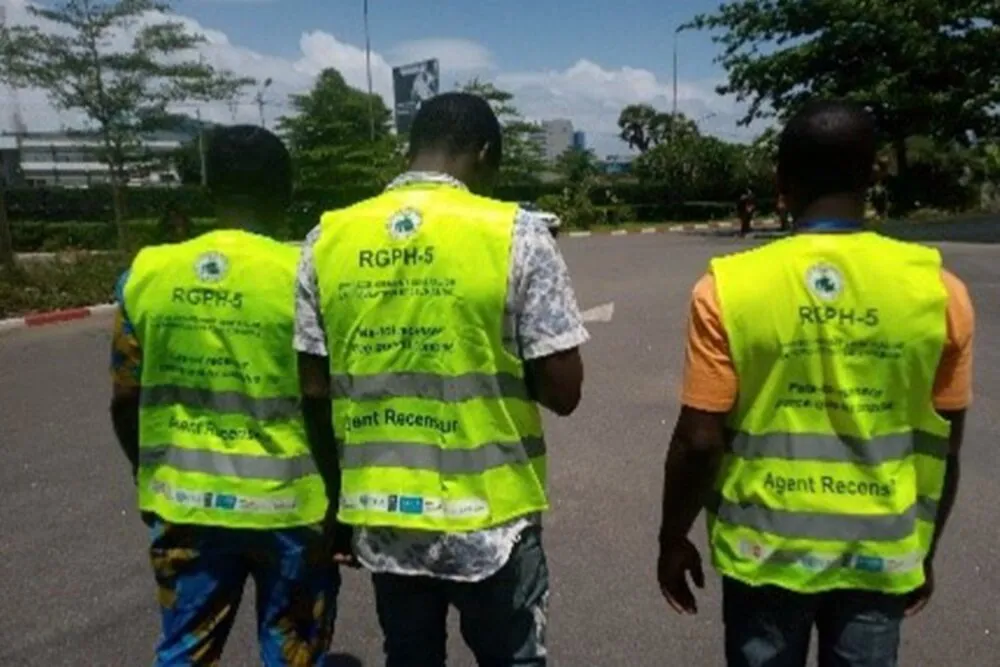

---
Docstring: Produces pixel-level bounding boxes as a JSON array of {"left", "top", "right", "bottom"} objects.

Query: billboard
[{"left": 393, "top": 59, "right": 439, "bottom": 136}]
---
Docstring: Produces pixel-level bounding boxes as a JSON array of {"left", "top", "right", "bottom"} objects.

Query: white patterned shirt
[{"left": 293, "top": 172, "right": 589, "bottom": 581}]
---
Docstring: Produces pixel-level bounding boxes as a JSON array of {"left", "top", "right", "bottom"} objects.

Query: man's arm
[
  {"left": 109, "top": 273, "right": 142, "bottom": 477},
  {"left": 525, "top": 349, "right": 583, "bottom": 416},
  {"left": 110, "top": 386, "right": 140, "bottom": 476},
  {"left": 298, "top": 352, "right": 341, "bottom": 505},
  {"left": 658, "top": 407, "right": 728, "bottom": 546},
  {"left": 514, "top": 213, "right": 589, "bottom": 416},
  {"left": 928, "top": 410, "right": 964, "bottom": 564},
  {"left": 657, "top": 274, "right": 737, "bottom": 614}
]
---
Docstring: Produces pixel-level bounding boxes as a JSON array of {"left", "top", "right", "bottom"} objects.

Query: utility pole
[
  {"left": 364, "top": 0, "right": 376, "bottom": 142},
  {"left": 672, "top": 28, "right": 679, "bottom": 118}
]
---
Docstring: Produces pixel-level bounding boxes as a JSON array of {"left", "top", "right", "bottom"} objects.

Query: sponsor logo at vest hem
[
  {"left": 150, "top": 481, "right": 299, "bottom": 513},
  {"left": 737, "top": 541, "right": 924, "bottom": 574},
  {"left": 342, "top": 492, "right": 489, "bottom": 519}
]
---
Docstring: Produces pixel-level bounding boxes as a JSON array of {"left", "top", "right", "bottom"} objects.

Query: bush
[
  {"left": 11, "top": 219, "right": 218, "bottom": 252},
  {"left": 6, "top": 186, "right": 214, "bottom": 222},
  {"left": 0, "top": 252, "right": 132, "bottom": 318}
]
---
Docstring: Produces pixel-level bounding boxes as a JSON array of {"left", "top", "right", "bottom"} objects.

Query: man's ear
[{"left": 478, "top": 142, "right": 493, "bottom": 165}]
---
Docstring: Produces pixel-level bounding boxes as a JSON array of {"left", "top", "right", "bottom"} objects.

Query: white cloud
[{"left": 0, "top": 0, "right": 758, "bottom": 156}]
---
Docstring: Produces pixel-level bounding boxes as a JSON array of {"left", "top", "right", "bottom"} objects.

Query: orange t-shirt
[{"left": 681, "top": 271, "right": 975, "bottom": 413}]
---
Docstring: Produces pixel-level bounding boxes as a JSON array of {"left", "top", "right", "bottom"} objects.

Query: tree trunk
[
  {"left": 0, "top": 183, "right": 14, "bottom": 269},
  {"left": 111, "top": 171, "right": 129, "bottom": 251},
  {"left": 892, "top": 136, "right": 912, "bottom": 214}
]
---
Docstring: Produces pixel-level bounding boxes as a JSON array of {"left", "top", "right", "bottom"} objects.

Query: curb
[
  {"left": 0, "top": 303, "right": 117, "bottom": 335},
  {"left": 566, "top": 221, "right": 736, "bottom": 238}
]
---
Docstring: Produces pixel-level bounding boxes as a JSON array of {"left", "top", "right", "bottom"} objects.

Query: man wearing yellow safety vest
[
  {"left": 295, "top": 92, "right": 589, "bottom": 666},
  {"left": 110, "top": 126, "right": 341, "bottom": 666},
  {"left": 656, "top": 101, "right": 974, "bottom": 667}
]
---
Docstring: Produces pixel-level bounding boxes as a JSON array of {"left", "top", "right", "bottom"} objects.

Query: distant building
[
  {"left": 533, "top": 119, "right": 575, "bottom": 163},
  {"left": 0, "top": 131, "right": 184, "bottom": 188},
  {"left": 572, "top": 130, "right": 587, "bottom": 151},
  {"left": 0, "top": 136, "right": 21, "bottom": 186}
]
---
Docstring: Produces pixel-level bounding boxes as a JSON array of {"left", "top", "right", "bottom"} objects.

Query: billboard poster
[{"left": 393, "top": 59, "right": 439, "bottom": 136}]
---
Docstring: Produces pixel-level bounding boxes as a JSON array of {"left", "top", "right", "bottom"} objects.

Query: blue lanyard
[{"left": 797, "top": 219, "right": 865, "bottom": 232}]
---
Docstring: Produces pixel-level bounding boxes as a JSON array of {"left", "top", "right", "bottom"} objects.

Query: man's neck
[
  {"left": 216, "top": 210, "right": 273, "bottom": 236},
  {"left": 795, "top": 194, "right": 866, "bottom": 229},
  {"left": 407, "top": 155, "right": 467, "bottom": 184}
]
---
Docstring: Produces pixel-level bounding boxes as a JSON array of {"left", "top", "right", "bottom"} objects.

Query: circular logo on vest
[
  {"left": 805, "top": 263, "right": 844, "bottom": 302},
  {"left": 194, "top": 251, "right": 229, "bottom": 284},
  {"left": 387, "top": 208, "right": 422, "bottom": 241}
]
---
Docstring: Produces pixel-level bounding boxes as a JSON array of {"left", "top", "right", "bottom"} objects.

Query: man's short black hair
[
  {"left": 778, "top": 100, "right": 877, "bottom": 201},
  {"left": 408, "top": 92, "right": 503, "bottom": 166},
  {"left": 206, "top": 125, "right": 292, "bottom": 211}
]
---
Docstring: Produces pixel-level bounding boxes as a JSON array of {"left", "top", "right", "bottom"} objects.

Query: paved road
[{"left": 1, "top": 234, "right": 997, "bottom": 666}]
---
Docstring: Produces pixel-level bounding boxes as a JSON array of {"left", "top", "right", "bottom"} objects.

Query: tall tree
[
  {"left": 555, "top": 146, "right": 598, "bottom": 185},
  {"left": 618, "top": 104, "right": 698, "bottom": 153},
  {"left": 685, "top": 0, "right": 1000, "bottom": 208},
  {"left": 0, "top": 0, "right": 251, "bottom": 249},
  {"left": 460, "top": 79, "right": 545, "bottom": 186},
  {"left": 278, "top": 68, "right": 401, "bottom": 189}
]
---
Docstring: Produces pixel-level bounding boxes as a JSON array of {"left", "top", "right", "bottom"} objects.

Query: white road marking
[{"left": 581, "top": 302, "right": 615, "bottom": 323}]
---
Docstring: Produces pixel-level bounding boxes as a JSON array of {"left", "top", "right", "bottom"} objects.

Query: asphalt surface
[{"left": 1, "top": 231, "right": 998, "bottom": 666}]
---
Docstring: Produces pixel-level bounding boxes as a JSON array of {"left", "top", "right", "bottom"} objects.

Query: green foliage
[
  {"left": 686, "top": 1, "right": 999, "bottom": 137},
  {"left": 618, "top": 105, "right": 698, "bottom": 153},
  {"left": 0, "top": 252, "right": 132, "bottom": 318},
  {"left": 278, "top": 68, "right": 402, "bottom": 189},
  {"left": 0, "top": 0, "right": 252, "bottom": 247},
  {"left": 460, "top": 80, "right": 546, "bottom": 186},
  {"left": 685, "top": 0, "right": 1000, "bottom": 208},
  {"left": 11, "top": 219, "right": 218, "bottom": 253},
  {"left": 554, "top": 147, "right": 599, "bottom": 185},
  {"left": 5, "top": 186, "right": 214, "bottom": 223},
  {"left": 635, "top": 133, "right": 751, "bottom": 202}
]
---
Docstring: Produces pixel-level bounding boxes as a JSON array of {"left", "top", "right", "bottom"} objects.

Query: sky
[{"left": 0, "top": 0, "right": 761, "bottom": 157}]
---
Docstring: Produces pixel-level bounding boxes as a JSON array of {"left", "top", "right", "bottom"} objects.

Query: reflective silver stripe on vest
[
  {"left": 709, "top": 493, "right": 940, "bottom": 542},
  {"left": 728, "top": 431, "right": 949, "bottom": 465},
  {"left": 341, "top": 437, "right": 546, "bottom": 475},
  {"left": 331, "top": 372, "right": 529, "bottom": 403},
  {"left": 142, "top": 386, "right": 300, "bottom": 421},
  {"left": 140, "top": 446, "right": 317, "bottom": 480}
]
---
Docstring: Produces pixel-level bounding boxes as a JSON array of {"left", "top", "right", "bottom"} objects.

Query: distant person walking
[
  {"left": 737, "top": 188, "right": 756, "bottom": 237},
  {"left": 110, "top": 126, "right": 342, "bottom": 666},
  {"left": 656, "top": 100, "right": 974, "bottom": 667},
  {"left": 294, "top": 92, "right": 589, "bottom": 666}
]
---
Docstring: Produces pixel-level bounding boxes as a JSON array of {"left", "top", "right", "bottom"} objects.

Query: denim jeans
[
  {"left": 723, "top": 577, "right": 908, "bottom": 667},
  {"left": 371, "top": 527, "right": 549, "bottom": 667}
]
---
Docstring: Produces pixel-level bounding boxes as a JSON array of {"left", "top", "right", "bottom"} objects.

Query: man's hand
[
  {"left": 325, "top": 517, "right": 359, "bottom": 568},
  {"left": 657, "top": 538, "right": 705, "bottom": 615},
  {"left": 905, "top": 562, "right": 935, "bottom": 617}
]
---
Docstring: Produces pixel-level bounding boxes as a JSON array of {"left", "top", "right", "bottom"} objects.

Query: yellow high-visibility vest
[
  {"left": 312, "top": 182, "right": 548, "bottom": 532},
  {"left": 709, "top": 231, "right": 950, "bottom": 594},
  {"left": 125, "top": 230, "right": 327, "bottom": 529}
]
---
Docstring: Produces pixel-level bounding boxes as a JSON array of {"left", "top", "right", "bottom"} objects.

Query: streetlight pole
[
  {"left": 364, "top": 0, "right": 375, "bottom": 142},
  {"left": 672, "top": 27, "right": 680, "bottom": 118}
]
